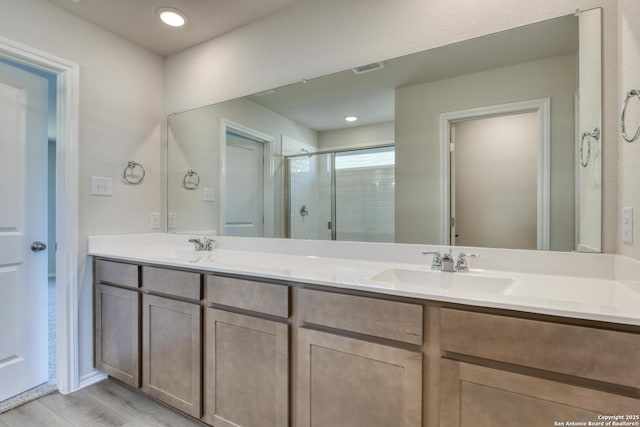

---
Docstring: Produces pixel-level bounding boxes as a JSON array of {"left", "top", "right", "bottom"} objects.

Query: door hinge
[
  {"left": 449, "top": 142, "right": 455, "bottom": 152},
  {"left": 450, "top": 217, "right": 455, "bottom": 228}
]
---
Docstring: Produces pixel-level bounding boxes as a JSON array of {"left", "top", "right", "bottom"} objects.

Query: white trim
[
  {"left": 219, "top": 119, "right": 275, "bottom": 237},
  {"left": 0, "top": 37, "right": 80, "bottom": 395},
  {"left": 574, "top": 91, "right": 581, "bottom": 250},
  {"left": 78, "top": 370, "right": 107, "bottom": 390},
  {"left": 440, "top": 98, "right": 551, "bottom": 250}
]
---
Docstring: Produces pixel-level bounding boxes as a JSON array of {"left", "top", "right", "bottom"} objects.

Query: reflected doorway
[
  {"left": 219, "top": 120, "right": 274, "bottom": 237},
  {"left": 442, "top": 98, "right": 551, "bottom": 250}
]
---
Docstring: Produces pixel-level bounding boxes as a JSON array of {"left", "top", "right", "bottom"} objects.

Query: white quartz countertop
[{"left": 88, "top": 233, "right": 640, "bottom": 327}]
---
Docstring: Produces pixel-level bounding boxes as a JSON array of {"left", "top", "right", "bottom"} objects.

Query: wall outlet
[
  {"left": 203, "top": 187, "right": 215, "bottom": 202},
  {"left": 150, "top": 212, "right": 160, "bottom": 230},
  {"left": 91, "top": 176, "right": 112, "bottom": 196},
  {"left": 622, "top": 207, "right": 633, "bottom": 244},
  {"left": 168, "top": 212, "right": 177, "bottom": 229}
]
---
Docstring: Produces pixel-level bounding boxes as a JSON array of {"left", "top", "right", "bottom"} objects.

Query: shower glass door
[
  {"left": 287, "top": 153, "right": 332, "bottom": 240},
  {"left": 287, "top": 145, "right": 395, "bottom": 242}
]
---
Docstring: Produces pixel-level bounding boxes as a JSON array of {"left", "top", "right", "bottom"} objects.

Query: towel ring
[
  {"left": 183, "top": 170, "right": 200, "bottom": 189},
  {"left": 123, "top": 161, "right": 145, "bottom": 184},
  {"left": 580, "top": 127, "right": 600, "bottom": 168},
  {"left": 622, "top": 89, "right": 640, "bottom": 143}
]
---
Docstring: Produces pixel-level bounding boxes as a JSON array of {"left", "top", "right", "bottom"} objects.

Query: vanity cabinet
[
  {"left": 297, "top": 289, "right": 423, "bottom": 427},
  {"left": 439, "top": 309, "right": 640, "bottom": 426},
  {"left": 203, "top": 274, "right": 290, "bottom": 427},
  {"left": 440, "top": 359, "right": 640, "bottom": 427},
  {"left": 141, "top": 267, "right": 203, "bottom": 418},
  {"left": 94, "top": 258, "right": 640, "bottom": 427},
  {"left": 94, "top": 259, "right": 141, "bottom": 388},
  {"left": 94, "top": 283, "right": 140, "bottom": 387},
  {"left": 204, "top": 308, "right": 288, "bottom": 427}
]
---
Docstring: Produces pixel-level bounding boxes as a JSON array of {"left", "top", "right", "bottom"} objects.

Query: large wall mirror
[{"left": 168, "top": 9, "right": 602, "bottom": 252}]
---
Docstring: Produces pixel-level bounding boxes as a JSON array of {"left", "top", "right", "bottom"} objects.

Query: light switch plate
[
  {"left": 91, "top": 176, "right": 112, "bottom": 196},
  {"left": 150, "top": 212, "right": 160, "bottom": 230},
  {"left": 203, "top": 187, "right": 215, "bottom": 202},
  {"left": 622, "top": 207, "right": 633, "bottom": 244},
  {"left": 168, "top": 212, "right": 177, "bottom": 229}
]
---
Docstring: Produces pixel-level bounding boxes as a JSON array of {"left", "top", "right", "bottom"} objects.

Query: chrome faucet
[
  {"left": 441, "top": 250, "right": 455, "bottom": 272},
  {"left": 189, "top": 237, "right": 215, "bottom": 251},
  {"left": 422, "top": 249, "right": 479, "bottom": 272}
]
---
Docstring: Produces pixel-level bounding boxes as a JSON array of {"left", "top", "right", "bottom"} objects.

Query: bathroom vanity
[{"left": 90, "top": 234, "right": 640, "bottom": 427}]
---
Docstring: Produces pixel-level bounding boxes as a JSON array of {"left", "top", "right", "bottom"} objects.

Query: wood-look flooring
[{"left": 0, "top": 379, "right": 203, "bottom": 427}]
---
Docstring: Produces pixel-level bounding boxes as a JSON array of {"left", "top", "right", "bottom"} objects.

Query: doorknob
[{"left": 31, "top": 241, "right": 47, "bottom": 252}]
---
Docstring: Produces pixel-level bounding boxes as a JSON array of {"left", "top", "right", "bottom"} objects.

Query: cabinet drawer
[
  {"left": 299, "top": 289, "right": 423, "bottom": 345},
  {"left": 142, "top": 266, "right": 202, "bottom": 300},
  {"left": 440, "top": 309, "right": 640, "bottom": 388},
  {"left": 206, "top": 275, "right": 289, "bottom": 318},
  {"left": 95, "top": 259, "right": 139, "bottom": 288}
]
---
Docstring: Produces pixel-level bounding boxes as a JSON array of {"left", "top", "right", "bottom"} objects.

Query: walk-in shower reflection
[{"left": 287, "top": 145, "right": 395, "bottom": 242}]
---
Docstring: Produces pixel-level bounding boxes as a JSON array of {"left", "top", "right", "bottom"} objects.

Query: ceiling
[
  {"left": 45, "top": 0, "right": 301, "bottom": 56},
  {"left": 247, "top": 15, "right": 579, "bottom": 132}
]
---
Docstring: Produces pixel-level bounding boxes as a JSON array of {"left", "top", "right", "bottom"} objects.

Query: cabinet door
[
  {"left": 297, "top": 328, "right": 422, "bottom": 427},
  {"left": 203, "top": 308, "right": 288, "bottom": 427},
  {"left": 142, "top": 294, "right": 201, "bottom": 417},
  {"left": 440, "top": 359, "right": 640, "bottom": 427},
  {"left": 95, "top": 284, "right": 140, "bottom": 387}
]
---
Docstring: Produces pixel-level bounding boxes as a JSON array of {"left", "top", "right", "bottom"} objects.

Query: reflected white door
[
  {"left": 0, "top": 61, "right": 49, "bottom": 401},
  {"left": 223, "top": 132, "right": 264, "bottom": 237}
]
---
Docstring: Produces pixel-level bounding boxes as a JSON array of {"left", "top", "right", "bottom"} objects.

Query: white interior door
[
  {"left": 0, "top": 60, "right": 49, "bottom": 401},
  {"left": 223, "top": 132, "right": 264, "bottom": 237}
]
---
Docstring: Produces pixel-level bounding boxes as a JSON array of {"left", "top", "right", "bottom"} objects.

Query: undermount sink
[{"left": 368, "top": 268, "right": 515, "bottom": 295}]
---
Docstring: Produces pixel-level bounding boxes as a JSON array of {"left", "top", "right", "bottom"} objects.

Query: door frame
[
  {"left": 0, "top": 37, "right": 80, "bottom": 394},
  {"left": 439, "top": 98, "right": 551, "bottom": 250},
  {"left": 219, "top": 119, "right": 274, "bottom": 237}
]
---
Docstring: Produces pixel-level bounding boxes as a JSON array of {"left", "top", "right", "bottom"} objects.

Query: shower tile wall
[{"left": 335, "top": 165, "right": 395, "bottom": 242}]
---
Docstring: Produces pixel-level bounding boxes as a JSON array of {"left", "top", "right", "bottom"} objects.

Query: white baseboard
[{"left": 77, "top": 370, "right": 107, "bottom": 390}]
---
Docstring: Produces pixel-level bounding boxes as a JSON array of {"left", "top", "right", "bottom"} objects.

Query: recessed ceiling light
[
  {"left": 157, "top": 7, "right": 188, "bottom": 27},
  {"left": 345, "top": 116, "right": 358, "bottom": 122}
]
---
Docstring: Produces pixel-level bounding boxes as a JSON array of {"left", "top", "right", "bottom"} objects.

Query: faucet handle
[
  {"left": 422, "top": 251, "right": 442, "bottom": 270},
  {"left": 203, "top": 237, "right": 215, "bottom": 251},
  {"left": 455, "top": 252, "right": 479, "bottom": 272}
]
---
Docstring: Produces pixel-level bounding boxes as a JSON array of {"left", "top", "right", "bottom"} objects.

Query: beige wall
[
  {"left": 395, "top": 54, "right": 578, "bottom": 250},
  {"left": 318, "top": 122, "right": 394, "bottom": 151},
  {"left": 165, "top": 0, "right": 619, "bottom": 255},
  {"left": 0, "top": 0, "right": 165, "bottom": 378},
  {"left": 168, "top": 97, "right": 317, "bottom": 238},
  {"left": 618, "top": 0, "right": 640, "bottom": 259}
]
